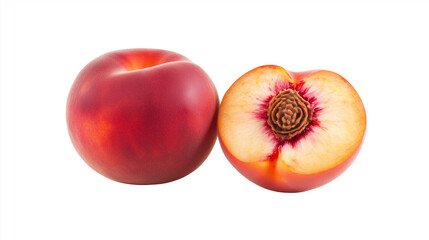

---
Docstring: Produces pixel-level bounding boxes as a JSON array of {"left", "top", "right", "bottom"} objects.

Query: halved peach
[{"left": 218, "top": 66, "right": 366, "bottom": 192}]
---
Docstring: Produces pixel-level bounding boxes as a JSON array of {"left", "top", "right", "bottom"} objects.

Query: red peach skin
[
  {"left": 219, "top": 136, "right": 364, "bottom": 192},
  {"left": 67, "top": 49, "right": 218, "bottom": 184}
]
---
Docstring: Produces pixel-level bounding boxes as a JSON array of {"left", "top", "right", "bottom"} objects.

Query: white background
[{"left": 1, "top": 0, "right": 428, "bottom": 239}]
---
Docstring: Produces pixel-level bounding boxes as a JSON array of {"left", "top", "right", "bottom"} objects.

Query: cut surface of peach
[{"left": 218, "top": 65, "right": 366, "bottom": 179}]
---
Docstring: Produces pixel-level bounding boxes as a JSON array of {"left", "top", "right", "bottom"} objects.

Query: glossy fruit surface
[
  {"left": 218, "top": 65, "right": 366, "bottom": 192},
  {"left": 67, "top": 49, "right": 218, "bottom": 184}
]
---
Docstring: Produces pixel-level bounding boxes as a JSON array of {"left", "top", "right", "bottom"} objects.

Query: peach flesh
[{"left": 218, "top": 66, "right": 366, "bottom": 192}]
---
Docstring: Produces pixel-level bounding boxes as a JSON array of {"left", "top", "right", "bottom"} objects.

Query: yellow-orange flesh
[{"left": 218, "top": 66, "right": 366, "bottom": 174}]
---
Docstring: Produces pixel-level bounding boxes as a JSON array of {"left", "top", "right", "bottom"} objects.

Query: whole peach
[{"left": 67, "top": 49, "right": 218, "bottom": 184}]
